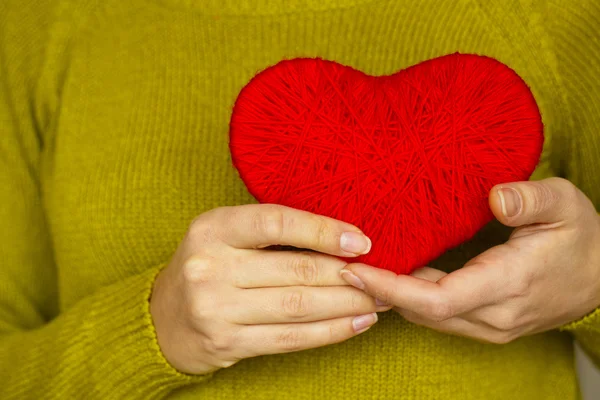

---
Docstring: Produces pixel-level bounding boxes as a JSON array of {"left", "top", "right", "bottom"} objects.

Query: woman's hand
[
  {"left": 340, "top": 177, "right": 600, "bottom": 344},
  {"left": 150, "top": 204, "right": 390, "bottom": 375}
]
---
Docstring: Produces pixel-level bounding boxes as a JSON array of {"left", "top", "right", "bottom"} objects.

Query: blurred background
[{"left": 577, "top": 344, "right": 600, "bottom": 399}]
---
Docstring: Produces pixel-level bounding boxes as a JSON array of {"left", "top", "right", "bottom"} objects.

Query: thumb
[{"left": 489, "top": 177, "right": 581, "bottom": 227}]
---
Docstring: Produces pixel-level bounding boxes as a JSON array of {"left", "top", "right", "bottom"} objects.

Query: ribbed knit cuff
[
  {"left": 560, "top": 307, "right": 600, "bottom": 335},
  {"left": 86, "top": 265, "right": 213, "bottom": 399}
]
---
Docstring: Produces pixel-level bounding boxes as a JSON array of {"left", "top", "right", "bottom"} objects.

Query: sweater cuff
[
  {"left": 87, "top": 265, "right": 213, "bottom": 398},
  {"left": 560, "top": 307, "right": 600, "bottom": 335}
]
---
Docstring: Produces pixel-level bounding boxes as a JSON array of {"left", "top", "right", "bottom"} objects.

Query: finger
[
  {"left": 231, "top": 249, "right": 350, "bottom": 288},
  {"left": 364, "top": 266, "right": 447, "bottom": 307},
  {"left": 238, "top": 312, "right": 378, "bottom": 357},
  {"left": 212, "top": 204, "right": 372, "bottom": 257},
  {"left": 410, "top": 266, "right": 448, "bottom": 282},
  {"left": 397, "top": 308, "right": 516, "bottom": 344},
  {"left": 464, "top": 302, "right": 530, "bottom": 333},
  {"left": 344, "top": 259, "right": 506, "bottom": 321},
  {"left": 489, "top": 177, "right": 583, "bottom": 226},
  {"left": 227, "top": 286, "right": 389, "bottom": 324}
]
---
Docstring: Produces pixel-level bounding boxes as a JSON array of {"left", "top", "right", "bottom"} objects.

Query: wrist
[{"left": 150, "top": 267, "right": 219, "bottom": 376}]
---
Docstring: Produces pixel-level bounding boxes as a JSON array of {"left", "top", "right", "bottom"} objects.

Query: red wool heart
[{"left": 229, "top": 53, "right": 543, "bottom": 275}]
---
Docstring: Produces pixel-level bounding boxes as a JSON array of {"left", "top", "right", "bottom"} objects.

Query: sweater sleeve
[
  {"left": 544, "top": 0, "right": 600, "bottom": 366},
  {"left": 0, "top": 2, "right": 210, "bottom": 398}
]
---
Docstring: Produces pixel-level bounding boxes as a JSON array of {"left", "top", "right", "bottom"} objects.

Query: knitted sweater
[{"left": 1, "top": 0, "right": 599, "bottom": 399}]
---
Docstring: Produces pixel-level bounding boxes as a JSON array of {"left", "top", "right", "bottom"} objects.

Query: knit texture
[{"left": 0, "top": 0, "right": 598, "bottom": 399}]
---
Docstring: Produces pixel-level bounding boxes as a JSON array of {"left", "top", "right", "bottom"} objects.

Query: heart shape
[{"left": 229, "top": 53, "right": 543, "bottom": 274}]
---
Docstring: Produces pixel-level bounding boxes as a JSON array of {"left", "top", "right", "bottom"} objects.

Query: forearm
[{"left": 0, "top": 266, "right": 209, "bottom": 400}]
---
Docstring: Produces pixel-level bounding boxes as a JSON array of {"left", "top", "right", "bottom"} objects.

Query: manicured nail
[
  {"left": 498, "top": 187, "right": 522, "bottom": 218},
  {"left": 340, "top": 232, "right": 371, "bottom": 255},
  {"left": 353, "top": 312, "right": 378, "bottom": 333},
  {"left": 376, "top": 298, "right": 389, "bottom": 307},
  {"left": 340, "top": 269, "right": 365, "bottom": 290}
]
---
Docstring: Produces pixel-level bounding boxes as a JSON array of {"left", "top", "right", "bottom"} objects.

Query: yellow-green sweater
[{"left": 1, "top": 0, "right": 599, "bottom": 399}]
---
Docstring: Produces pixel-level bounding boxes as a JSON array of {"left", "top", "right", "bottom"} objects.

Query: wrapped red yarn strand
[{"left": 229, "top": 53, "right": 544, "bottom": 275}]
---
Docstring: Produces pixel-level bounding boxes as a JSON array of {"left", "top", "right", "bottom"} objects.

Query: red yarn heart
[{"left": 229, "top": 53, "right": 543, "bottom": 274}]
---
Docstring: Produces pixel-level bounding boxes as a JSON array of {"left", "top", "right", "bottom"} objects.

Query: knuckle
[
  {"left": 203, "top": 333, "right": 234, "bottom": 355},
  {"left": 531, "top": 183, "right": 556, "bottom": 215},
  {"left": 211, "top": 336, "right": 234, "bottom": 353},
  {"left": 314, "top": 217, "right": 332, "bottom": 249},
  {"left": 189, "top": 214, "right": 207, "bottom": 230},
  {"left": 554, "top": 178, "right": 583, "bottom": 216},
  {"left": 188, "top": 216, "right": 206, "bottom": 237},
  {"left": 372, "top": 289, "right": 386, "bottom": 303},
  {"left": 281, "top": 290, "right": 311, "bottom": 319},
  {"left": 189, "top": 210, "right": 216, "bottom": 232},
  {"left": 182, "top": 255, "right": 216, "bottom": 284},
  {"left": 549, "top": 177, "right": 575, "bottom": 194},
  {"left": 529, "top": 181, "right": 568, "bottom": 217},
  {"left": 509, "top": 275, "right": 531, "bottom": 299},
  {"left": 425, "top": 298, "right": 453, "bottom": 322},
  {"left": 276, "top": 327, "right": 304, "bottom": 351},
  {"left": 491, "top": 310, "right": 520, "bottom": 331},
  {"left": 348, "top": 290, "right": 365, "bottom": 313},
  {"left": 328, "top": 323, "right": 338, "bottom": 342},
  {"left": 189, "top": 294, "right": 217, "bottom": 322},
  {"left": 373, "top": 288, "right": 393, "bottom": 306},
  {"left": 188, "top": 213, "right": 220, "bottom": 244},
  {"left": 560, "top": 178, "right": 579, "bottom": 200},
  {"left": 253, "top": 206, "right": 286, "bottom": 242},
  {"left": 290, "top": 253, "right": 320, "bottom": 285}
]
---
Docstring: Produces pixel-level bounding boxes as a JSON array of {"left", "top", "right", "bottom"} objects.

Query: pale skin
[
  {"left": 341, "top": 177, "right": 600, "bottom": 344},
  {"left": 151, "top": 177, "right": 600, "bottom": 374},
  {"left": 150, "top": 204, "right": 391, "bottom": 375}
]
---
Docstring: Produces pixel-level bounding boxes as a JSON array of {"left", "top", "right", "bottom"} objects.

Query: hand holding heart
[
  {"left": 229, "top": 55, "right": 598, "bottom": 343},
  {"left": 151, "top": 204, "right": 389, "bottom": 375},
  {"left": 341, "top": 178, "right": 600, "bottom": 344}
]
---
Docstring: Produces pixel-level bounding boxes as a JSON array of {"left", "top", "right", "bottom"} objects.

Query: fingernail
[
  {"left": 353, "top": 312, "right": 378, "bottom": 333},
  {"left": 498, "top": 187, "right": 522, "bottom": 218},
  {"left": 340, "top": 232, "right": 371, "bottom": 255},
  {"left": 376, "top": 298, "right": 389, "bottom": 307},
  {"left": 340, "top": 269, "right": 365, "bottom": 290}
]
